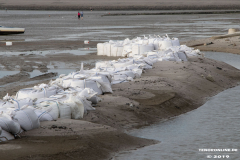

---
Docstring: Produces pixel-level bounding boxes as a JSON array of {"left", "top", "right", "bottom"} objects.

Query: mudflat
[{"left": 1, "top": 0, "right": 240, "bottom": 10}]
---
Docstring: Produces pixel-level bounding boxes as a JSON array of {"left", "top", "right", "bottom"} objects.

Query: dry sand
[{"left": 1, "top": 0, "right": 240, "bottom": 10}]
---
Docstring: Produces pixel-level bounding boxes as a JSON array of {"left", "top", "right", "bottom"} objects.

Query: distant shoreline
[
  {"left": 102, "top": 10, "right": 240, "bottom": 16},
  {"left": 1, "top": 5, "right": 240, "bottom": 11}
]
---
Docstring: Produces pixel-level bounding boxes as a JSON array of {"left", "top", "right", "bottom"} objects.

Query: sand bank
[{"left": 184, "top": 35, "right": 240, "bottom": 55}]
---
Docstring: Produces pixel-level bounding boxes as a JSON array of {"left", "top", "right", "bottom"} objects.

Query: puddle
[
  {"left": 28, "top": 69, "right": 76, "bottom": 78},
  {"left": 0, "top": 48, "right": 97, "bottom": 56},
  {"left": 0, "top": 71, "right": 20, "bottom": 79}
]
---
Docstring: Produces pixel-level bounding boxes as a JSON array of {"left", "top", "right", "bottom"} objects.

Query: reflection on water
[{"left": 114, "top": 52, "right": 240, "bottom": 160}]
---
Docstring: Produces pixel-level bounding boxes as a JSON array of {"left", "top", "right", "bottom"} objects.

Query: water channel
[{"left": 114, "top": 52, "right": 240, "bottom": 160}]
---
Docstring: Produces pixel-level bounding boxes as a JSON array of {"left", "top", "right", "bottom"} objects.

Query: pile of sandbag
[
  {"left": 0, "top": 85, "right": 99, "bottom": 141},
  {"left": 97, "top": 35, "right": 182, "bottom": 57}
]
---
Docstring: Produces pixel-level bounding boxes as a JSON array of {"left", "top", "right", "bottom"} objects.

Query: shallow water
[
  {"left": 0, "top": 71, "right": 20, "bottom": 79},
  {"left": 1, "top": 10, "right": 240, "bottom": 42},
  {"left": 114, "top": 52, "right": 240, "bottom": 160},
  {"left": 0, "top": 48, "right": 97, "bottom": 56}
]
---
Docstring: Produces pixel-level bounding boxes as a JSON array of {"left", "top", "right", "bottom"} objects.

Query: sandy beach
[{"left": 1, "top": 7, "right": 240, "bottom": 160}]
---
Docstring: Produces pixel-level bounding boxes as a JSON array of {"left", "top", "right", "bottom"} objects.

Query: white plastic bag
[
  {"left": 0, "top": 129, "right": 15, "bottom": 142},
  {"left": 13, "top": 108, "right": 40, "bottom": 131},
  {"left": 16, "top": 84, "right": 59, "bottom": 100},
  {"left": 0, "top": 113, "right": 22, "bottom": 135}
]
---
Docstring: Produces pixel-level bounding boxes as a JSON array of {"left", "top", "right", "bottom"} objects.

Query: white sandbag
[
  {"left": 95, "top": 61, "right": 112, "bottom": 69},
  {"left": 77, "top": 88, "right": 99, "bottom": 106},
  {"left": 132, "top": 68, "right": 142, "bottom": 78},
  {"left": 132, "top": 59, "right": 153, "bottom": 69},
  {"left": 112, "top": 74, "right": 128, "bottom": 81},
  {"left": 111, "top": 74, "right": 133, "bottom": 84},
  {"left": 177, "top": 52, "right": 188, "bottom": 61},
  {"left": 0, "top": 107, "right": 14, "bottom": 113},
  {"left": 132, "top": 44, "right": 154, "bottom": 56},
  {"left": 54, "top": 89, "right": 95, "bottom": 111},
  {"left": 0, "top": 113, "right": 22, "bottom": 135},
  {"left": 88, "top": 75, "right": 112, "bottom": 93},
  {"left": 0, "top": 95, "right": 33, "bottom": 110},
  {"left": 88, "top": 96, "right": 100, "bottom": 104},
  {"left": 50, "top": 78, "right": 72, "bottom": 89},
  {"left": 66, "top": 72, "right": 88, "bottom": 79},
  {"left": 16, "top": 84, "right": 59, "bottom": 100},
  {"left": 160, "top": 39, "right": 173, "bottom": 50},
  {"left": 83, "top": 69, "right": 112, "bottom": 80},
  {"left": 116, "top": 46, "right": 123, "bottom": 57},
  {"left": 172, "top": 38, "right": 180, "bottom": 46},
  {"left": 153, "top": 39, "right": 160, "bottom": 50},
  {"left": 62, "top": 79, "right": 103, "bottom": 95},
  {"left": 111, "top": 44, "right": 124, "bottom": 57},
  {"left": 114, "top": 71, "right": 135, "bottom": 79},
  {"left": 34, "top": 97, "right": 74, "bottom": 119},
  {"left": 97, "top": 43, "right": 104, "bottom": 55},
  {"left": 13, "top": 108, "right": 40, "bottom": 131},
  {"left": 132, "top": 44, "right": 140, "bottom": 55},
  {"left": 122, "top": 45, "right": 132, "bottom": 57},
  {"left": 142, "top": 39, "right": 149, "bottom": 45},
  {"left": 143, "top": 57, "right": 154, "bottom": 66},
  {"left": 34, "top": 101, "right": 60, "bottom": 121},
  {"left": 113, "top": 59, "right": 134, "bottom": 68},
  {"left": 140, "top": 44, "right": 154, "bottom": 55},
  {"left": 77, "top": 88, "right": 98, "bottom": 99},
  {"left": 0, "top": 129, "right": 15, "bottom": 142},
  {"left": 148, "top": 38, "right": 156, "bottom": 44},
  {"left": 62, "top": 95, "right": 84, "bottom": 119},
  {"left": 54, "top": 102, "right": 72, "bottom": 119},
  {"left": 103, "top": 43, "right": 111, "bottom": 56},
  {"left": 123, "top": 38, "right": 132, "bottom": 45},
  {"left": 173, "top": 52, "right": 182, "bottom": 62},
  {"left": 110, "top": 44, "right": 118, "bottom": 57}
]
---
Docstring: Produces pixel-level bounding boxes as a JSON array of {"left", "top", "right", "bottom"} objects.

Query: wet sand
[{"left": 1, "top": 10, "right": 240, "bottom": 160}]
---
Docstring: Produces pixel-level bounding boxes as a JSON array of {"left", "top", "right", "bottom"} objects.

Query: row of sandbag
[
  {"left": 97, "top": 35, "right": 180, "bottom": 57},
  {"left": 0, "top": 61, "right": 143, "bottom": 141},
  {"left": 56, "top": 45, "right": 203, "bottom": 89},
  {"left": 0, "top": 37, "right": 203, "bottom": 141},
  {"left": 49, "top": 60, "right": 145, "bottom": 90},
  {"left": 0, "top": 84, "right": 99, "bottom": 141}
]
